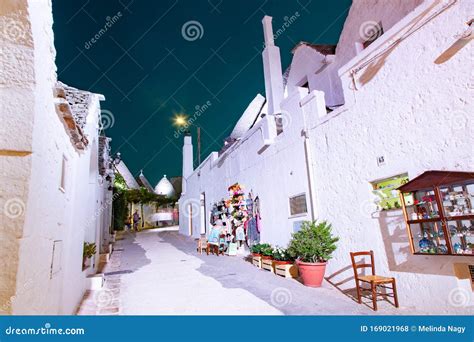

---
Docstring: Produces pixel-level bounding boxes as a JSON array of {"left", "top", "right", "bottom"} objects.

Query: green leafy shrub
[
  {"left": 251, "top": 243, "right": 272, "bottom": 255},
  {"left": 83, "top": 242, "right": 97, "bottom": 260},
  {"left": 260, "top": 243, "right": 274, "bottom": 257},
  {"left": 287, "top": 221, "right": 339, "bottom": 263}
]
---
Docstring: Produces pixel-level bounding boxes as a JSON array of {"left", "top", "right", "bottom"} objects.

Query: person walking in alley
[
  {"left": 133, "top": 210, "right": 141, "bottom": 232},
  {"left": 125, "top": 215, "right": 132, "bottom": 231}
]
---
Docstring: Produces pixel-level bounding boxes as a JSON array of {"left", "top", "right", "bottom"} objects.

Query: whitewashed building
[
  {"left": 179, "top": 0, "right": 473, "bottom": 312},
  {"left": 0, "top": 0, "right": 114, "bottom": 314}
]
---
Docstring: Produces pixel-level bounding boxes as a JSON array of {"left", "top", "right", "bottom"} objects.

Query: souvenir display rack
[
  {"left": 398, "top": 171, "right": 474, "bottom": 256},
  {"left": 208, "top": 183, "right": 261, "bottom": 255}
]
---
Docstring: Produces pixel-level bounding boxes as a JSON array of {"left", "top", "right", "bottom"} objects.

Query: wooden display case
[{"left": 398, "top": 171, "right": 474, "bottom": 256}]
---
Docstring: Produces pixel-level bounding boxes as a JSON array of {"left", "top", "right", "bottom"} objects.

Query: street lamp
[{"left": 173, "top": 114, "right": 201, "bottom": 165}]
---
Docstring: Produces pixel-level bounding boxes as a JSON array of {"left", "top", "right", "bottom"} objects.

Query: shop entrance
[{"left": 200, "top": 193, "right": 206, "bottom": 235}]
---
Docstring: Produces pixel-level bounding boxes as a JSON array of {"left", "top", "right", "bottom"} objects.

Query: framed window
[
  {"left": 59, "top": 155, "right": 67, "bottom": 192},
  {"left": 289, "top": 193, "right": 308, "bottom": 216},
  {"left": 371, "top": 173, "right": 412, "bottom": 211}
]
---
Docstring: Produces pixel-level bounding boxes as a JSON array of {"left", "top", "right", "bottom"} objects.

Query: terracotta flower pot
[
  {"left": 297, "top": 260, "right": 326, "bottom": 287},
  {"left": 273, "top": 260, "right": 293, "bottom": 265},
  {"left": 252, "top": 253, "right": 261, "bottom": 257},
  {"left": 261, "top": 255, "right": 273, "bottom": 260}
]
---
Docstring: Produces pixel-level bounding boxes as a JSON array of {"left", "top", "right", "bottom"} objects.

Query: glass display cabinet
[{"left": 398, "top": 171, "right": 474, "bottom": 256}]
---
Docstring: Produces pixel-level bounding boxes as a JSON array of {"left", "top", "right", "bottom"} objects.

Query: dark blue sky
[{"left": 53, "top": 0, "right": 351, "bottom": 185}]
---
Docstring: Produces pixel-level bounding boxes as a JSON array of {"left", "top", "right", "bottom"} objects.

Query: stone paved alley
[{"left": 77, "top": 228, "right": 461, "bottom": 315}]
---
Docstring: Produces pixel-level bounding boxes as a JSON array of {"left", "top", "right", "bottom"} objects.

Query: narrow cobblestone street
[{"left": 77, "top": 228, "right": 431, "bottom": 315}]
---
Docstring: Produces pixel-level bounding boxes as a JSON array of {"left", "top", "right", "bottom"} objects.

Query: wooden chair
[
  {"left": 196, "top": 235, "right": 207, "bottom": 254},
  {"left": 350, "top": 250, "right": 399, "bottom": 311}
]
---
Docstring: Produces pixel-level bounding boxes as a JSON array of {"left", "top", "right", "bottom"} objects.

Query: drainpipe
[
  {"left": 302, "top": 119, "right": 317, "bottom": 222},
  {"left": 300, "top": 90, "right": 327, "bottom": 221}
]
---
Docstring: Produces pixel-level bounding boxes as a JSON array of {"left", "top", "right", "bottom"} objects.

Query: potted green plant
[
  {"left": 250, "top": 243, "right": 263, "bottom": 256},
  {"left": 287, "top": 221, "right": 339, "bottom": 287},
  {"left": 260, "top": 243, "right": 274, "bottom": 260},
  {"left": 82, "top": 242, "right": 97, "bottom": 269},
  {"left": 272, "top": 247, "right": 293, "bottom": 265}
]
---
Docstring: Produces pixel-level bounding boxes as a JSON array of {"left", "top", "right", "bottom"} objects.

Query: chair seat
[{"left": 358, "top": 275, "right": 394, "bottom": 283}]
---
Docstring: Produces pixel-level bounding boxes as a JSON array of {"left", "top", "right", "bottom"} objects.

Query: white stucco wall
[
  {"left": 180, "top": 0, "right": 473, "bottom": 313},
  {"left": 0, "top": 0, "right": 111, "bottom": 314},
  {"left": 307, "top": 0, "right": 473, "bottom": 312},
  {"left": 180, "top": 87, "right": 313, "bottom": 246}
]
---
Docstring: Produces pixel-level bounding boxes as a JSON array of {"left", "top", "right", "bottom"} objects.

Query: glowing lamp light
[{"left": 173, "top": 114, "right": 188, "bottom": 127}]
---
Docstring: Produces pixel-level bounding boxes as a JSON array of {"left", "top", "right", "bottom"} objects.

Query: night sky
[{"left": 52, "top": 0, "right": 351, "bottom": 185}]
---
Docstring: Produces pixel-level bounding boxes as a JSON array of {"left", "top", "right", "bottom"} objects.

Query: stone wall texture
[{"left": 0, "top": 0, "right": 111, "bottom": 314}]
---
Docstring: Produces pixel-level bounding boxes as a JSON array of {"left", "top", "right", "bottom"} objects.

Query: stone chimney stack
[
  {"left": 262, "top": 16, "right": 284, "bottom": 115},
  {"left": 181, "top": 132, "right": 193, "bottom": 194}
]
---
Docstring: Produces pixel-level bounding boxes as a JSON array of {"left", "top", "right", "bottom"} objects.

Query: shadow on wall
[
  {"left": 356, "top": 1, "right": 441, "bottom": 87},
  {"left": 434, "top": 36, "right": 472, "bottom": 64},
  {"left": 325, "top": 209, "right": 469, "bottom": 303},
  {"left": 377, "top": 210, "right": 463, "bottom": 277}
]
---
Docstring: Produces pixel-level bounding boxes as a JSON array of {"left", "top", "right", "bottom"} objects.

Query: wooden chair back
[{"left": 350, "top": 250, "right": 375, "bottom": 280}]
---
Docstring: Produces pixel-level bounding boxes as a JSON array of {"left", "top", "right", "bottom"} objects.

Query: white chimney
[
  {"left": 182, "top": 132, "right": 193, "bottom": 194},
  {"left": 262, "top": 15, "right": 284, "bottom": 115}
]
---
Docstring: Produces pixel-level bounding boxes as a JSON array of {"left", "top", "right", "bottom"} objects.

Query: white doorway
[
  {"left": 188, "top": 203, "right": 193, "bottom": 236},
  {"left": 200, "top": 193, "right": 206, "bottom": 235}
]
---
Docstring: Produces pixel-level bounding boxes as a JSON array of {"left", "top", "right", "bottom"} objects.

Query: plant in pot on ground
[
  {"left": 287, "top": 221, "right": 339, "bottom": 287},
  {"left": 272, "top": 246, "right": 293, "bottom": 265},
  {"left": 260, "top": 243, "right": 274, "bottom": 259},
  {"left": 82, "top": 242, "right": 97, "bottom": 269},
  {"left": 251, "top": 243, "right": 272, "bottom": 257}
]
